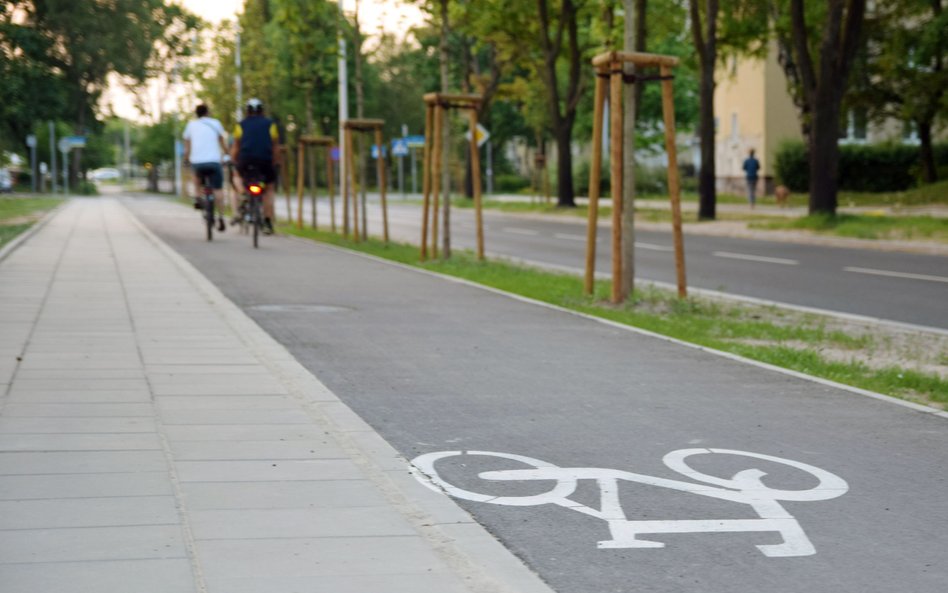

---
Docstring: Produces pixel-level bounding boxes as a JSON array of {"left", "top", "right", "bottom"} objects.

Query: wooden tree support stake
[
  {"left": 419, "top": 92, "right": 485, "bottom": 261},
  {"left": 585, "top": 51, "right": 688, "bottom": 302},
  {"left": 342, "top": 119, "right": 389, "bottom": 243},
  {"left": 295, "top": 135, "right": 335, "bottom": 232}
]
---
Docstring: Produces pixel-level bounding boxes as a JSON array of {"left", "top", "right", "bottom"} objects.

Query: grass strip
[
  {"left": 0, "top": 196, "right": 63, "bottom": 250},
  {"left": 750, "top": 213, "right": 948, "bottom": 242},
  {"left": 280, "top": 223, "right": 948, "bottom": 409}
]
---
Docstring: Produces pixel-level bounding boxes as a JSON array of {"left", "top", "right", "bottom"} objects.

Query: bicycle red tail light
[{"left": 249, "top": 184, "right": 263, "bottom": 195}]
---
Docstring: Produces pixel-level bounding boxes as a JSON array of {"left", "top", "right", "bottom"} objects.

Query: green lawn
[
  {"left": 0, "top": 196, "right": 63, "bottom": 250},
  {"left": 279, "top": 224, "right": 948, "bottom": 409},
  {"left": 750, "top": 213, "right": 948, "bottom": 242}
]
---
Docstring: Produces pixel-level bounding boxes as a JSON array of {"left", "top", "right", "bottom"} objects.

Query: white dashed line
[
  {"left": 554, "top": 233, "right": 587, "bottom": 241},
  {"left": 635, "top": 242, "right": 674, "bottom": 252},
  {"left": 843, "top": 266, "right": 948, "bottom": 284},
  {"left": 503, "top": 227, "right": 539, "bottom": 236},
  {"left": 713, "top": 251, "right": 799, "bottom": 265}
]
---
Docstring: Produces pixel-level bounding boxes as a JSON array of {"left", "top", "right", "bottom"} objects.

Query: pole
[
  {"left": 420, "top": 104, "right": 434, "bottom": 260},
  {"left": 338, "top": 4, "right": 349, "bottom": 232},
  {"left": 376, "top": 127, "right": 389, "bottom": 242},
  {"left": 235, "top": 26, "right": 242, "bottom": 122},
  {"left": 431, "top": 104, "right": 443, "bottom": 259},
  {"left": 486, "top": 141, "right": 494, "bottom": 195},
  {"left": 468, "top": 108, "right": 484, "bottom": 260},
  {"left": 411, "top": 146, "right": 417, "bottom": 195},
  {"left": 661, "top": 64, "right": 688, "bottom": 298},
  {"left": 609, "top": 62, "right": 625, "bottom": 304},
  {"left": 400, "top": 124, "right": 407, "bottom": 200},
  {"left": 30, "top": 143, "right": 37, "bottom": 193},
  {"left": 61, "top": 148, "right": 69, "bottom": 195},
  {"left": 49, "top": 121, "right": 57, "bottom": 194},
  {"left": 297, "top": 142, "right": 305, "bottom": 229},
  {"left": 585, "top": 72, "right": 607, "bottom": 295},
  {"left": 326, "top": 148, "right": 336, "bottom": 232}
]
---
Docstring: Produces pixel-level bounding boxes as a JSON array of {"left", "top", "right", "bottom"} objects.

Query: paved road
[
  {"left": 129, "top": 196, "right": 948, "bottom": 593},
  {"left": 276, "top": 196, "right": 948, "bottom": 330}
]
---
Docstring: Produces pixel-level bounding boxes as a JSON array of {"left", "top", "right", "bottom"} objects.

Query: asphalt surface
[
  {"left": 277, "top": 197, "right": 948, "bottom": 330},
  {"left": 128, "top": 195, "right": 948, "bottom": 593}
]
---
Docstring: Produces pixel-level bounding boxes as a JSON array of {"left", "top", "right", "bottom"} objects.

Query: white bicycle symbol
[{"left": 411, "top": 449, "right": 848, "bottom": 558}]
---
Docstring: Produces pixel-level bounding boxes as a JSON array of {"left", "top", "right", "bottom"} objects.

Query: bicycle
[
  {"left": 239, "top": 164, "right": 265, "bottom": 248},
  {"left": 195, "top": 167, "right": 225, "bottom": 241}
]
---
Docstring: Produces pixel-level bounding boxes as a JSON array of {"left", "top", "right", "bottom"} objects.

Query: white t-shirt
[{"left": 183, "top": 117, "right": 226, "bottom": 164}]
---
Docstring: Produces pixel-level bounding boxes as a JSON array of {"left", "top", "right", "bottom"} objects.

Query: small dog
[{"left": 774, "top": 185, "right": 790, "bottom": 208}]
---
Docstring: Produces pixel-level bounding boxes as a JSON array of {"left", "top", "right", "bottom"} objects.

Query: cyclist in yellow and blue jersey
[{"left": 231, "top": 98, "right": 281, "bottom": 234}]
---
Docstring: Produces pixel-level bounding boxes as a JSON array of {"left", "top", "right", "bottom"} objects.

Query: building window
[
  {"left": 840, "top": 108, "right": 868, "bottom": 144},
  {"left": 902, "top": 120, "right": 919, "bottom": 144}
]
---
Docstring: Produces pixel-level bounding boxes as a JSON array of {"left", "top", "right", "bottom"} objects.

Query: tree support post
[
  {"left": 343, "top": 119, "right": 389, "bottom": 243},
  {"left": 295, "top": 135, "right": 335, "bottom": 231},
  {"left": 420, "top": 92, "right": 484, "bottom": 261},
  {"left": 585, "top": 51, "right": 688, "bottom": 302}
]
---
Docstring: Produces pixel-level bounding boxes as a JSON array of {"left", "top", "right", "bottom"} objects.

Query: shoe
[
  {"left": 217, "top": 217, "right": 226, "bottom": 232},
  {"left": 193, "top": 197, "right": 205, "bottom": 210},
  {"left": 263, "top": 218, "right": 274, "bottom": 235}
]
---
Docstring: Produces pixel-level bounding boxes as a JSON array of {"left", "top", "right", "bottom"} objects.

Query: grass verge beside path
[
  {"left": 280, "top": 224, "right": 948, "bottom": 410},
  {"left": 0, "top": 196, "right": 63, "bottom": 250},
  {"left": 750, "top": 213, "right": 948, "bottom": 242}
]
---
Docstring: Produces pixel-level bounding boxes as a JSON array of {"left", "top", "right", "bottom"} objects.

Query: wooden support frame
[
  {"left": 584, "top": 51, "right": 687, "bottom": 301},
  {"left": 294, "top": 135, "right": 335, "bottom": 231},
  {"left": 420, "top": 92, "right": 485, "bottom": 261},
  {"left": 342, "top": 119, "right": 389, "bottom": 242}
]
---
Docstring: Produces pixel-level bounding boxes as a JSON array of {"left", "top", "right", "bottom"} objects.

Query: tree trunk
[
  {"left": 554, "top": 122, "right": 575, "bottom": 207},
  {"left": 918, "top": 118, "right": 937, "bottom": 183},
  {"left": 620, "top": 0, "right": 644, "bottom": 299},
  {"left": 697, "top": 60, "right": 716, "bottom": 219},
  {"left": 354, "top": 6, "right": 368, "bottom": 239},
  {"left": 807, "top": 95, "right": 840, "bottom": 214}
]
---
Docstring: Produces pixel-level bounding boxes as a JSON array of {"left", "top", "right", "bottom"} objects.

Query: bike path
[
  {"left": 127, "top": 196, "right": 948, "bottom": 593},
  {"left": 0, "top": 198, "right": 552, "bottom": 593}
]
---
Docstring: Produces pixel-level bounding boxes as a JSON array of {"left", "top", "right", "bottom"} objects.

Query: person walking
[{"left": 742, "top": 149, "right": 760, "bottom": 208}]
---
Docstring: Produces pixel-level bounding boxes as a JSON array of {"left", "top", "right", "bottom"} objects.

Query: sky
[{"left": 103, "top": 0, "right": 427, "bottom": 122}]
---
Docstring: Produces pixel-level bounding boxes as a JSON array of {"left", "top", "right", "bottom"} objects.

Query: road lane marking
[
  {"left": 503, "top": 227, "right": 539, "bottom": 236},
  {"left": 635, "top": 242, "right": 673, "bottom": 252},
  {"left": 555, "top": 233, "right": 587, "bottom": 241},
  {"left": 843, "top": 266, "right": 948, "bottom": 284},
  {"left": 713, "top": 251, "right": 799, "bottom": 265},
  {"left": 412, "top": 449, "right": 848, "bottom": 558}
]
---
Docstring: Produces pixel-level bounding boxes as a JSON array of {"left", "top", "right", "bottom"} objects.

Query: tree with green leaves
[
  {"left": 863, "top": 0, "right": 948, "bottom": 183},
  {"left": 689, "top": 0, "right": 768, "bottom": 220},
  {"left": 782, "top": 0, "right": 867, "bottom": 215}
]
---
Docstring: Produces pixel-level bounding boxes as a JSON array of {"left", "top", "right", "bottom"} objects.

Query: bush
[
  {"left": 493, "top": 173, "right": 531, "bottom": 193},
  {"left": 75, "top": 181, "right": 98, "bottom": 195},
  {"left": 775, "top": 141, "right": 948, "bottom": 193}
]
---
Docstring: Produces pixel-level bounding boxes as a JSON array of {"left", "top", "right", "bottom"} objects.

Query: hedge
[{"left": 775, "top": 141, "right": 948, "bottom": 193}]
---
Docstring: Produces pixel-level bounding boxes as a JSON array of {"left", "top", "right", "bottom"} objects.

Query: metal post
[
  {"left": 410, "top": 146, "right": 417, "bottom": 195},
  {"left": 486, "top": 140, "right": 493, "bottom": 195},
  {"left": 235, "top": 26, "right": 242, "bottom": 122},
  {"left": 61, "top": 148, "right": 69, "bottom": 195},
  {"left": 28, "top": 137, "right": 37, "bottom": 193},
  {"left": 49, "top": 121, "right": 57, "bottom": 194},
  {"left": 337, "top": 5, "right": 349, "bottom": 225}
]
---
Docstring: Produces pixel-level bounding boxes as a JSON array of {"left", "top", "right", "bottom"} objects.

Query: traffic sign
[
  {"left": 65, "top": 135, "right": 86, "bottom": 148},
  {"left": 465, "top": 124, "right": 490, "bottom": 148},
  {"left": 25, "top": 134, "right": 37, "bottom": 148},
  {"left": 391, "top": 138, "right": 409, "bottom": 157},
  {"left": 405, "top": 135, "right": 425, "bottom": 148},
  {"left": 58, "top": 138, "right": 71, "bottom": 152},
  {"left": 371, "top": 144, "right": 388, "bottom": 159}
]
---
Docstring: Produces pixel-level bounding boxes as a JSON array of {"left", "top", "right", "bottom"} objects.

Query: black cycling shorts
[
  {"left": 237, "top": 159, "right": 276, "bottom": 185},
  {"left": 191, "top": 162, "right": 223, "bottom": 190}
]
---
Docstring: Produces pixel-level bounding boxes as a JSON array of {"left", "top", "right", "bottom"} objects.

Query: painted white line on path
[
  {"left": 844, "top": 266, "right": 948, "bottom": 284},
  {"left": 713, "top": 251, "right": 799, "bottom": 265},
  {"left": 503, "top": 227, "right": 540, "bottom": 236},
  {"left": 635, "top": 242, "right": 674, "bottom": 252},
  {"left": 555, "top": 233, "right": 587, "bottom": 241}
]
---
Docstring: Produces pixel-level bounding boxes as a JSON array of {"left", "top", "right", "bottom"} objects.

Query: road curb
[
  {"left": 296, "top": 237, "right": 948, "bottom": 422},
  {"left": 121, "top": 200, "right": 558, "bottom": 593}
]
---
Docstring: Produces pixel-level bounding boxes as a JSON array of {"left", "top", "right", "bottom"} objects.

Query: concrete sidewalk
[{"left": 0, "top": 199, "right": 553, "bottom": 593}]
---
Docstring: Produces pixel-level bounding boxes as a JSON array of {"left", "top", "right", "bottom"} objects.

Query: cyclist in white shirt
[{"left": 182, "top": 104, "right": 228, "bottom": 210}]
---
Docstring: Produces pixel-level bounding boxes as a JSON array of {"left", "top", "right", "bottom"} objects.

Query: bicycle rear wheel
[
  {"left": 205, "top": 194, "right": 215, "bottom": 241},
  {"left": 251, "top": 196, "right": 260, "bottom": 248}
]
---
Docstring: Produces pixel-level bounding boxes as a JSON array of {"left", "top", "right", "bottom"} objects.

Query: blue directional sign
[
  {"left": 391, "top": 138, "right": 409, "bottom": 157},
  {"left": 371, "top": 144, "right": 388, "bottom": 159},
  {"left": 405, "top": 135, "right": 425, "bottom": 148}
]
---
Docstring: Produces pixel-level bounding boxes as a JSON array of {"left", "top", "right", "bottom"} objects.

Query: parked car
[
  {"left": 90, "top": 167, "right": 121, "bottom": 181},
  {"left": 0, "top": 168, "right": 12, "bottom": 193}
]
